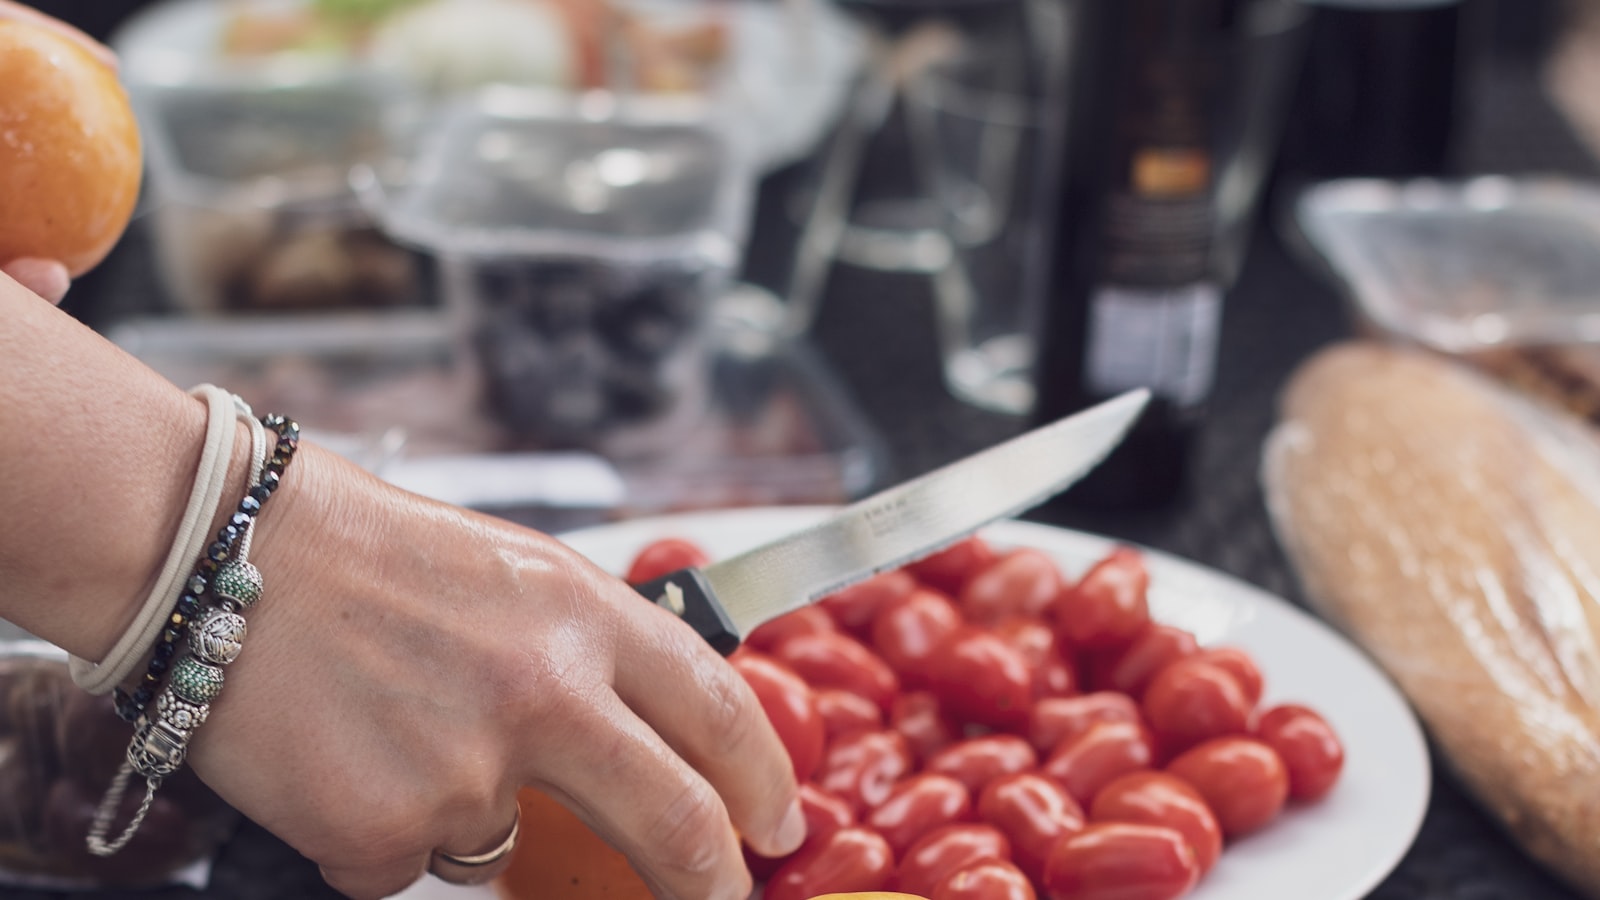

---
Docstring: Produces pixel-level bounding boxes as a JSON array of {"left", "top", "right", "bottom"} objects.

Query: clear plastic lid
[
  {"left": 1295, "top": 176, "right": 1600, "bottom": 353},
  {"left": 131, "top": 72, "right": 418, "bottom": 213},
  {"left": 368, "top": 87, "right": 754, "bottom": 265}
]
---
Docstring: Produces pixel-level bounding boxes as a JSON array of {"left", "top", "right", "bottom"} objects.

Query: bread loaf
[{"left": 1263, "top": 342, "right": 1600, "bottom": 897}]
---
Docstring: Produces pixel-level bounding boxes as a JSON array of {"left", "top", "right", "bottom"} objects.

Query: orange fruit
[
  {"left": 492, "top": 790, "right": 932, "bottom": 899},
  {"left": 495, "top": 788, "right": 654, "bottom": 899},
  {"left": 0, "top": 19, "right": 141, "bottom": 276}
]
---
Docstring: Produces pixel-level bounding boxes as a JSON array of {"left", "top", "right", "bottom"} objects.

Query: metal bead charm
[
  {"left": 127, "top": 718, "right": 188, "bottom": 778},
  {"left": 170, "top": 657, "right": 225, "bottom": 704},
  {"left": 156, "top": 691, "right": 210, "bottom": 733},
  {"left": 188, "top": 608, "right": 247, "bottom": 666},
  {"left": 211, "top": 560, "right": 263, "bottom": 608}
]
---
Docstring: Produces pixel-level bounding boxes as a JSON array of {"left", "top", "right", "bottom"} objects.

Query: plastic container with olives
[{"left": 364, "top": 86, "right": 756, "bottom": 454}]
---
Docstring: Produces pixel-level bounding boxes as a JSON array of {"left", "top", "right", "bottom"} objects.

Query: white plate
[
  {"left": 395, "top": 506, "right": 1430, "bottom": 900},
  {"left": 111, "top": 0, "right": 867, "bottom": 173}
]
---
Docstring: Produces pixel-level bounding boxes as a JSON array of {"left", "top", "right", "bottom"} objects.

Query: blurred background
[
  {"left": 18, "top": 0, "right": 1578, "bottom": 532},
  {"left": 15, "top": 0, "right": 1600, "bottom": 893}
]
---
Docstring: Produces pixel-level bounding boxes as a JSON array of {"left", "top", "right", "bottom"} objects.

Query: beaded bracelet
[
  {"left": 113, "top": 413, "right": 298, "bottom": 723},
  {"left": 87, "top": 413, "right": 299, "bottom": 857}
]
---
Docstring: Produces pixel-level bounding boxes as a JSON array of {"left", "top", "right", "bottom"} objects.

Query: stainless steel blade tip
[{"left": 706, "top": 388, "right": 1150, "bottom": 636}]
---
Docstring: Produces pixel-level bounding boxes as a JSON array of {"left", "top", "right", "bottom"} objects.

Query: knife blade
[{"left": 633, "top": 388, "right": 1150, "bottom": 654}]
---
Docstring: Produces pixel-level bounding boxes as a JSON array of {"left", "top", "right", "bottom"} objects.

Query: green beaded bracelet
[{"left": 88, "top": 412, "right": 298, "bottom": 859}]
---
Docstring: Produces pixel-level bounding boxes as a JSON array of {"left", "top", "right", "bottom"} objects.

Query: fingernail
[{"left": 773, "top": 799, "right": 806, "bottom": 855}]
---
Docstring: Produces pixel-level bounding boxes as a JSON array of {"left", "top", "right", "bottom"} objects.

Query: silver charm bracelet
[{"left": 87, "top": 410, "right": 300, "bottom": 857}]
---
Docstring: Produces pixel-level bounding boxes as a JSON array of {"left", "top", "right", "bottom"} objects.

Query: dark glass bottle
[
  {"left": 1032, "top": 0, "right": 1248, "bottom": 509},
  {"left": 1276, "top": 0, "right": 1466, "bottom": 181}
]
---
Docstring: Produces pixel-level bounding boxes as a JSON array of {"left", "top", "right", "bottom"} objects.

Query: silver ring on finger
[{"left": 429, "top": 806, "right": 521, "bottom": 880}]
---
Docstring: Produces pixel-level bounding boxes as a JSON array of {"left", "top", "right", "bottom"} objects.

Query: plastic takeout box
[
  {"left": 1295, "top": 176, "right": 1600, "bottom": 353},
  {"left": 131, "top": 74, "right": 426, "bottom": 314},
  {"left": 365, "top": 87, "right": 757, "bottom": 450},
  {"left": 107, "top": 286, "right": 887, "bottom": 530}
]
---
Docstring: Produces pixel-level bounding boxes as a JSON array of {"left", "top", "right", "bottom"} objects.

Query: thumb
[{"left": 2, "top": 259, "right": 71, "bottom": 305}]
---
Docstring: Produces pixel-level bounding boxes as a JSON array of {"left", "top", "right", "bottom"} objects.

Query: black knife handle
[{"left": 632, "top": 568, "right": 742, "bottom": 656}]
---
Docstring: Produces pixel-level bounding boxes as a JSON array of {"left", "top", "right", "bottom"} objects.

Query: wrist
[{"left": 93, "top": 414, "right": 258, "bottom": 687}]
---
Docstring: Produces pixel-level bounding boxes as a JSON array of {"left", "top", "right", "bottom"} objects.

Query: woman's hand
[
  {"left": 1, "top": 259, "right": 71, "bottom": 304},
  {"left": 0, "top": 1, "right": 117, "bottom": 306},
  {"left": 190, "top": 446, "right": 806, "bottom": 899}
]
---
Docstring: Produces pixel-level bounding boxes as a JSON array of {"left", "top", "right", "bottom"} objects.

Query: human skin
[{"left": 0, "top": 244, "right": 802, "bottom": 900}]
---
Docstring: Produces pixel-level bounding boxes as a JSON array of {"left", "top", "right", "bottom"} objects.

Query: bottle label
[{"left": 1084, "top": 283, "right": 1222, "bottom": 407}]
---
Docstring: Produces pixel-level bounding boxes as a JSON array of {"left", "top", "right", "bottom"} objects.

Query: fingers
[
  {"left": 1, "top": 259, "right": 70, "bottom": 305},
  {"left": 528, "top": 688, "right": 754, "bottom": 900},
  {"left": 428, "top": 802, "right": 522, "bottom": 886},
  {"left": 613, "top": 599, "right": 806, "bottom": 860},
  {"left": 0, "top": 1, "right": 118, "bottom": 68},
  {"left": 318, "top": 855, "right": 429, "bottom": 900}
]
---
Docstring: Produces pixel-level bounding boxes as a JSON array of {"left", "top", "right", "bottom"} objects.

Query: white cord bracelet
[{"left": 68, "top": 385, "right": 254, "bottom": 695}]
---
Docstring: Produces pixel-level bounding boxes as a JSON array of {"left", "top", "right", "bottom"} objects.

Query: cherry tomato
[
  {"left": 928, "top": 627, "right": 1033, "bottom": 730},
  {"left": 1142, "top": 658, "right": 1251, "bottom": 753},
  {"left": 729, "top": 652, "right": 824, "bottom": 782},
  {"left": 1033, "top": 655, "right": 1080, "bottom": 701},
  {"left": 773, "top": 631, "right": 901, "bottom": 712},
  {"left": 1042, "top": 720, "right": 1155, "bottom": 807},
  {"left": 818, "top": 729, "right": 916, "bottom": 813},
  {"left": 822, "top": 570, "right": 918, "bottom": 636},
  {"left": 959, "top": 548, "right": 1064, "bottom": 625},
  {"left": 1043, "top": 823, "right": 1199, "bottom": 900},
  {"left": 1027, "top": 692, "right": 1142, "bottom": 756},
  {"left": 872, "top": 588, "right": 964, "bottom": 688},
  {"left": 1089, "top": 771, "right": 1222, "bottom": 874},
  {"left": 976, "top": 773, "right": 1085, "bottom": 885},
  {"left": 1078, "top": 648, "right": 1122, "bottom": 694},
  {"left": 891, "top": 691, "right": 962, "bottom": 764},
  {"left": 1100, "top": 625, "right": 1199, "bottom": 698},
  {"left": 1255, "top": 704, "right": 1344, "bottom": 802},
  {"left": 798, "top": 782, "right": 859, "bottom": 837},
  {"left": 815, "top": 688, "right": 886, "bottom": 741},
  {"left": 933, "top": 860, "right": 1038, "bottom": 900},
  {"left": 909, "top": 536, "right": 1001, "bottom": 597},
  {"left": 764, "top": 826, "right": 896, "bottom": 900},
  {"left": 1191, "top": 647, "right": 1265, "bottom": 709},
  {"left": 744, "top": 782, "right": 856, "bottom": 878},
  {"left": 1166, "top": 737, "right": 1289, "bottom": 837},
  {"left": 895, "top": 823, "right": 1012, "bottom": 898},
  {"left": 624, "top": 537, "right": 710, "bottom": 584},
  {"left": 747, "top": 605, "right": 838, "bottom": 654},
  {"left": 865, "top": 773, "right": 974, "bottom": 856},
  {"left": 992, "top": 618, "right": 1079, "bottom": 700},
  {"left": 925, "top": 735, "right": 1039, "bottom": 795},
  {"left": 1053, "top": 546, "right": 1150, "bottom": 652},
  {"left": 992, "top": 617, "right": 1056, "bottom": 669}
]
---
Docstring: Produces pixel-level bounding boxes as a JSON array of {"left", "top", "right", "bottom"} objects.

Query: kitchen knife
[{"left": 633, "top": 389, "right": 1150, "bottom": 654}]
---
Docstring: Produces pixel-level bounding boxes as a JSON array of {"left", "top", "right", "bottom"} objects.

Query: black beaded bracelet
[{"left": 114, "top": 414, "right": 300, "bottom": 723}]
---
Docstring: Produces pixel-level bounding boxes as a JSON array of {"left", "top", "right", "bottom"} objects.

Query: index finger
[
  {"left": 0, "top": 1, "right": 118, "bottom": 69},
  {"left": 613, "top": 598, "right": 807, "bottom": 859}
]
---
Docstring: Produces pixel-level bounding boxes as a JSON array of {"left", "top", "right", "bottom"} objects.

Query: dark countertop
[{"left": 26, "top": 55, "right": 1600, "bottom": 900}]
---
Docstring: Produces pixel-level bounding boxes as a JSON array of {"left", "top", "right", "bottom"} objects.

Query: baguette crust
[{"left": 1264, "top": 342, "right": 1600, "bottom": 896}]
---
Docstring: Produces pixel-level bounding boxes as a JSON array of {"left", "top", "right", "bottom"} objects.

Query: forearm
[{"left": 0, "top": 276, "right": 248, "bottom": 660}]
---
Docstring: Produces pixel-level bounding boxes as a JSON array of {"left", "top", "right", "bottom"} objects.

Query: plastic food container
[
  {"left": 107, "top": 285, "right": 887, "bottom": 530},
  {"left": 366, "top": 87, "right": 756, "bottom": 452},
  {"left": 0, "top": 632, "right": 238, "bottom": 889},
  {"left": 131, "top": 74, "right": 428, "bottom": 314},
  {"left": 1294, "top": 176, "right": 1600, "bottom": 353}
]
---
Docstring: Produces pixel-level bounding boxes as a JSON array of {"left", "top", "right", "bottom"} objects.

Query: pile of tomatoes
[{"left": 624, "top": 535, "right": 1345, "bottom": 900}]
